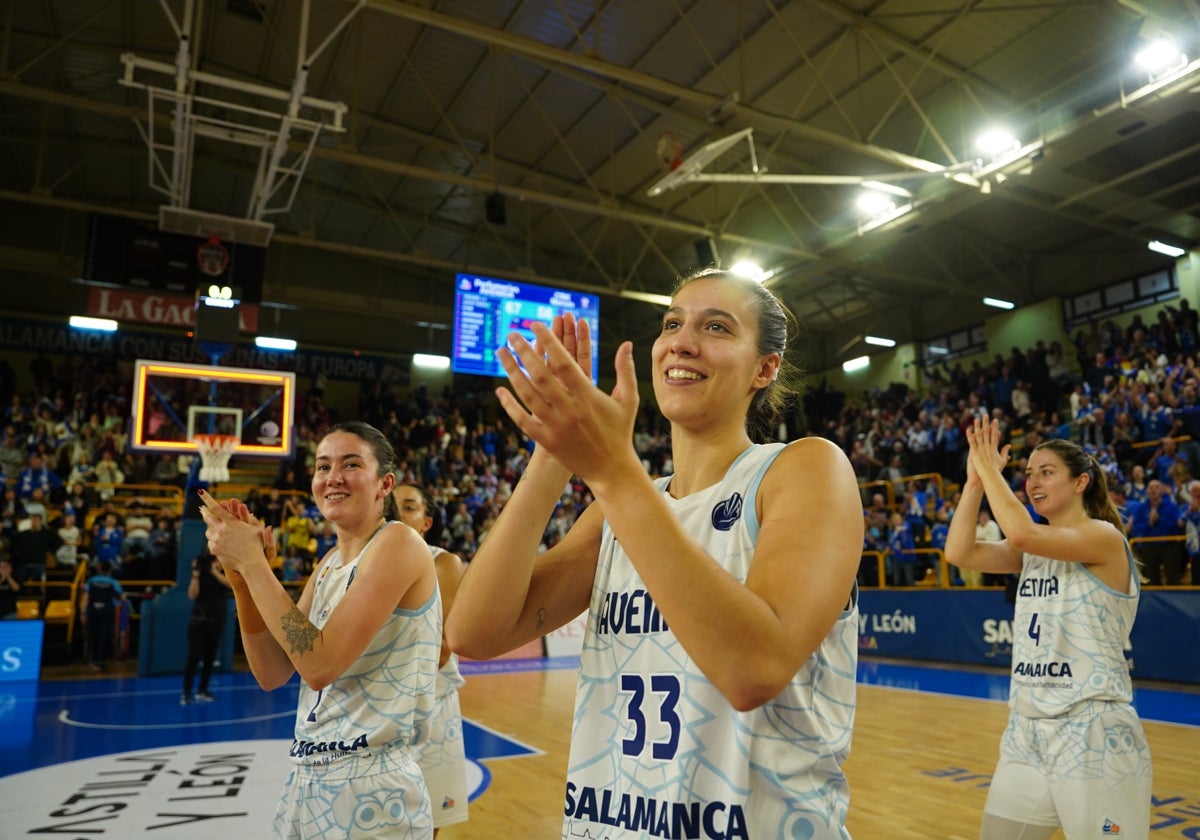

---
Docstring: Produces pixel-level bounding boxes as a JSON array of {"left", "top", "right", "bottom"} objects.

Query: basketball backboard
[{"left": 130, "top": 359, "right": 295, "bottom": 457}]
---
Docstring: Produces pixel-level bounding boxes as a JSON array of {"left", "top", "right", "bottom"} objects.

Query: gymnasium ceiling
[{"left": 3, "top": 0, "right": 1200, "bottom": 375}]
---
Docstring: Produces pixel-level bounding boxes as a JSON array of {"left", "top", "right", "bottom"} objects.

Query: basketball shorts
[
  {"left": 273, "top": 745, "right": 432, "bottom": 839},
  {"left": 413, "top": 689, "right": 469, "bottom": 828},
  {"left": 985, "top": 703, "right": 1152, "bottom": 839}
]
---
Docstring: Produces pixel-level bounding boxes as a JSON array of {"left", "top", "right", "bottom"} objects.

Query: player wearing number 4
[
  {"left": 447, "top": 269, "right": 863, "bottom": 839},
  {"left": 945, "top": 417, "right": 1152, "bottom": 840},
  {"left": 201, "top": 422, "right": 440, "bottom": 839}
]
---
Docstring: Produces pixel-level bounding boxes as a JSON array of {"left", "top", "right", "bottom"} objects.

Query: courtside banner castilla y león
[{"left": 857, "top": 589, "right": 1200, "bottom": 685}]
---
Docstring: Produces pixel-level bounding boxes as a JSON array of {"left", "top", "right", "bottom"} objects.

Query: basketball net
[{"left": 195, "top": 433, "right": 238, "bottom": 483}]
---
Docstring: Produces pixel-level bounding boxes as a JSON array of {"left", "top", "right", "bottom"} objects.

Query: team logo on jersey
[
  {"left": 1102, "top": 818, "right": 1121, "bottom": 834},
  {"left": 711, "top": 492, "right": 743, "bottom": 531}
]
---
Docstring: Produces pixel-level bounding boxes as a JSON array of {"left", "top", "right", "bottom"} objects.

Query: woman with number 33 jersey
[{"left": 448, "top": 269, "right": 864, "bottom": 839}]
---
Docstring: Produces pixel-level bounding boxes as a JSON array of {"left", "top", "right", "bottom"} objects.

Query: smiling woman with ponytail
[
  {"left": 945, "top": 416, "right": 1152, "bottom": 839},
  {"left": 200, "top": 420, "right": 441, "bottom": 839}
]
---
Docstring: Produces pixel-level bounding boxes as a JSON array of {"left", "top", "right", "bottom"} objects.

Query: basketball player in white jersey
[
  {"left": 201, "top": 421, "right": 441, "bottom": 839},
  {"left": 448, "top": 269, "right": 863, "bottom": 838},
  {"left": 394, "top": 482, "right": 469, "bottom": 834},
  {"left": 946, "top": 417, "right": 1152, "bottom": 839}
]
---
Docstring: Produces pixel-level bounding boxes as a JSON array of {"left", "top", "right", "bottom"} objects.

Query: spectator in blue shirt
[
  {"left": 1128, "top": 479, "right": 1183, "bottom": 585},
  {"left": 92, "top": 512, "right": 124, "bottom": 569},
  {"left": 1180, "top": 480, "right": 1200, "bottom": 585},
  {"left": 16, "top": 453, "right": 62, "bottom": 501},
  {"left": 887, "top": 511, "right": 917, "bottom": 587},
  {"left": 1150, "top": 436, "right": 1187, "bottom": 488},
  {"left": 1135, "top": 391, "right": 1176, "bottom": 442}
]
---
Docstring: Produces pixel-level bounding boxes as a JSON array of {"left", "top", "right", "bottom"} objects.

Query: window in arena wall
[{"left": 1062, "top": 267, "right": 1177, "bottom": 331}]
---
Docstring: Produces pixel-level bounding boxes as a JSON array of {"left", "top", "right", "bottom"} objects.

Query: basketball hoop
[
  {"left": 656, "top": 131, "right": 683, "bottom": 171},
  {"left": 194, "top": 433, "right": 238, "bottom": 483}
]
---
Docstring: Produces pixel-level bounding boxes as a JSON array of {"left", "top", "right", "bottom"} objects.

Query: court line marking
[
  {"left": 464, "top": 716, "right": 545, "bottom": 760},
  {"left": 57, "top": 708, "right": 293, "bottom": 730}
]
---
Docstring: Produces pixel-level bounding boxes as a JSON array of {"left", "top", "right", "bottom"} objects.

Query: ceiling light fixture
[
  {"left": 414, "top": 353, "right": 451, "bottom": 369},
  {"left": 842, "top": 356, "right": 870, "bottom": 373},
  {"left": 1148, "top": 240, "right": 1186, "bottom": 258},
  {"left": 256, "top": 336, "right": 297, "bottom": 351},
  {"left": 69, "top": 316, "right": 118, "bottom": 332},
  {"left": 983, "top": 297, "right": 1015, "bottom": 310},
  {"left": 865, "top": 336, "right": 896, "bottom": 347}
]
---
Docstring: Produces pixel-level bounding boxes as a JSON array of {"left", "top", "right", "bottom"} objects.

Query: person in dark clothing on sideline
[
  {"left": 181, "top": 551, "right": 231, "bottom": 704},
  {"left": 81, "top": 561, "right": 125, "bottom": 671},
  {"left": 0, "top": 557, "right": 21, "bottom": 619}
]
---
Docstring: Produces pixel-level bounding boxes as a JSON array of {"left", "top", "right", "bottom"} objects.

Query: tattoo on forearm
[
  {"left": 281, "top": 606, "right": 321, "bottom": 655},
  {"left": 536, "top": 607, "right": 547, "bottom": 629}
]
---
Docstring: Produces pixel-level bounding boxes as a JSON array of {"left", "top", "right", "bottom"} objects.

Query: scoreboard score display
[{"left": 452, "top": 272, "right": 600, "bottom": 380}]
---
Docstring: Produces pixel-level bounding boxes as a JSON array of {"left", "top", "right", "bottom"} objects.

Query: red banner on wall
[{"left": 87, "top": 287, "right": 259, "bottom": 333}]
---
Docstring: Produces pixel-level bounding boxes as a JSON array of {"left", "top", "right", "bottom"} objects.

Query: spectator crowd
[{"left": 3, "top": 296, "right": 1200, "bottom": 610}]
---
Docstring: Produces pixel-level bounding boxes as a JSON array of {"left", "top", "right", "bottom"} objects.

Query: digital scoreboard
[{"left": 452, "top": 273, "right": 600, "bottom": 380}]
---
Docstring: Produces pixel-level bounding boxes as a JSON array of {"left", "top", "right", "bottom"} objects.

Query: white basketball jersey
[
  {"left": 1010, "top": 540, "right": 1139, "bottom": 719},
  {"left": 291, "top": 522, "right": 440, "bottom": 780},
  {"left": 563, "top": 444, "right": 858, "bottom": 840},
  {"left": 429, "top": 545, "right": 467, "bottom": 699},
  {"left": 415, "top": 545, "right": 470, "bottom": 828}
]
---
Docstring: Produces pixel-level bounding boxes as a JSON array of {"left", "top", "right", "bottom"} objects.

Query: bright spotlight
[
  {"left": 975, "top": 128, "right": 1019, "bottom": 157},
  {"left": 730, "top": 260, "right": 766, "bottom": 282},
  {"left": 1135, "top": 38, "right": 1183, "bottom": 73},
  {"left": 856, "top": 191, "right": 895, "bottom": 217}
]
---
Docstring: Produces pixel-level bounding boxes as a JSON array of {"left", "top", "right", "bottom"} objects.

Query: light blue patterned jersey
[
  {"left": 413, "top": 545, "right": 469, "bottom": 829},
  {"left": 563, "top": 443, "right": 858, "bottom": 840},
  {"left": 427, "top": 546, "right": 467, "bottom": 700},
  {"left": 291, "top": 521, "right": 440, "bottom": 781},
  {"left": 1010, "top": 540, "right": 1139, "bottom": 719}
]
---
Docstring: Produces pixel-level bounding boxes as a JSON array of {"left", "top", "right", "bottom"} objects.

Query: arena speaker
[
  {"left": 694, "top": 237, "right": 719, "bottom": 267},
  {"left": 485, "top": 191, "right": 507, "bottom": 225}
]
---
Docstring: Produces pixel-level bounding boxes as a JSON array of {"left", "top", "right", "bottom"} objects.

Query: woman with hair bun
[
  {"left": 201, "top": 420, "right": 440, "bottom": 839},
  {"left": 946, "top": 416, "right": 1152, "bottom": 839}
]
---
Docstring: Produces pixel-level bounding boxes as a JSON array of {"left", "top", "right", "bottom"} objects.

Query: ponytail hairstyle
[
  {"left": 1031, "top": 439, "right": 1123, "bottom": 532},
  {"left": 320, "top": 421, "right": 398, "bottom": 520},
  {"left": 671, "top": 268, "right": 804, "bottom": 442}
]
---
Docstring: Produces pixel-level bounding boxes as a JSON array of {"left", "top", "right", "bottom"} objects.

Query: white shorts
[
  {"left": 985, "top": 704, "right": 1152, "bottom": 839},
  {"left": 274, "top": 745, "right": 432, "bottom": 839},
  {"left": 413, "top": 689, "right": 469, "bottom": 828}
]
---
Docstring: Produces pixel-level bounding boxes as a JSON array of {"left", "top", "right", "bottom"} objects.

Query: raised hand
[
  {"left": 535, "top": 312, "right": 592, "bottom": 381},
  {"left": 198, "top": 489, "right": 271, "bottom": 576},
  {"left": 495, "top": 320, "right": 639, "bottom": 483},
  {"left": 966, "top": 414, "right": 1011, "bottom": 479}
]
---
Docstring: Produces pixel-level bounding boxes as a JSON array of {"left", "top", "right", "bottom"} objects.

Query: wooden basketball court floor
[{"left": 1, "top": 656, "right": 1196, "bottom": 838}]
